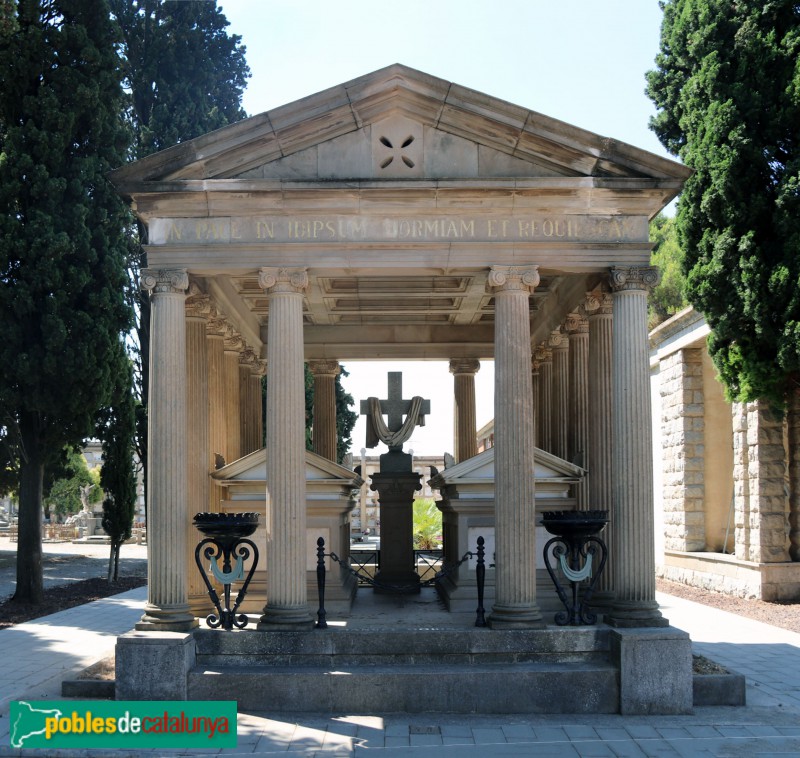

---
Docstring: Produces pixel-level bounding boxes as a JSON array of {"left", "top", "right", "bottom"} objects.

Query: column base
[
  {"left": 258, "top": 604, "right": 315, "bottom": 630},
  {"left": 605, "top": 599, "right": 668, "bottom": 628},
  {"left": 488, "top": 602, "right": 545, "bottom": 630},
  {"left": 135, "top": 603, "right": 198, "bottom": 632}
]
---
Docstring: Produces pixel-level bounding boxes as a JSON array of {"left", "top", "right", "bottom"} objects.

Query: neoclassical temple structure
[{"left": 112, "top": 65, "right": 696, "bottom": 711}]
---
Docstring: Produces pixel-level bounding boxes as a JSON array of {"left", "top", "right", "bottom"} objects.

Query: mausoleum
[{"left": 111, "top": 65, "right": 698, "bottom": 713}]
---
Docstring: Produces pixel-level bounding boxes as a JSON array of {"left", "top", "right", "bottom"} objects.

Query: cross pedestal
[{"left": 359, "top": 372, "right": 430, "bottom": 593}]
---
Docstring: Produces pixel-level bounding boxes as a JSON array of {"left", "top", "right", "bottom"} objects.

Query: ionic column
[
  {"left": 550, "top": 328, "right": 569, "bottom": 461},
  {"left": 607, "top": 267, "right": 667, "bottom": 627},
  {"left": 531, "top": 358, "right": 540, "bottom": 450},
  {"left": 137, "top": 269, "right": 195, "bottom": 631},
  {"left": 258, "top": 267, "right": 313, "bottom": 629},
  {"left": 487, "top": 266, "right": 544, "bottom": 629},
  {"left": 586, "top": 288, "right": 615, "bottom": 601},
  {"left": 250, "top": 360, "right": 266, "bottom": 453},
  {"left": 206, "top": 311, "right": 227, "bottom": 511},
  {"left": 185, "top": 287, "right": 210, "bottom": 612},
  {"left": 223, "top": 327, "right": 242, "bottom": 464},
  {"left": 535, "top": 344, "right": 553, "bottom": 453},
  {"left": 239, "top": 348, "right": 258, "bottom": 456},
  {"left": 449, "top": 358, "right": 480, "bottom": 462},
  {"left": 566, "top": 310, "right": 589, "bottom": 507},
  {"left": 309, "top": 359, "right": 341, "bottom": 462}
]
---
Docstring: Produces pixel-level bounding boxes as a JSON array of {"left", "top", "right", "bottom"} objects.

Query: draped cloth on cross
[{"left": 366, "top": 395, "right": 426, "bottom": 450}]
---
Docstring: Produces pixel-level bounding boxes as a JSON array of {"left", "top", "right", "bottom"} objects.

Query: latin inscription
[{"left": 154, "top": 215, "right": 643, "bottom": 245}]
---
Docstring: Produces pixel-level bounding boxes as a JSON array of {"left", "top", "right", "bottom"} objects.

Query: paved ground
[
  {"left": 0, "top": 537, "right": 147, "bottom": 602},
  {"left": 0, "top": 557, "right": 799, "bottom": 756}
]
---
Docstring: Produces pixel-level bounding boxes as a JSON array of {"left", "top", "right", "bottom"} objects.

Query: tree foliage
[
  {"left": 646, "top": 0, "right": 800, "bottom": 405},
  {"left": 0, "top": 0, "right": 132, "bottom": 602},
  {"left": 412, "top": 498, "right": 442, "bottom": 550},
  {"left": 108, "top": 0, "right": 250, "bottom": 507},
  {"left": 649, "top": 213, "right": 688, "bottom": 328},
  {"left": 44, "top": 448, "right": 101, "bottom": 520}
]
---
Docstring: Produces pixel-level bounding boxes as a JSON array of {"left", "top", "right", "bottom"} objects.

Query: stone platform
[{"left": 117, "top": 588, "right": 695, "bottom": 715}]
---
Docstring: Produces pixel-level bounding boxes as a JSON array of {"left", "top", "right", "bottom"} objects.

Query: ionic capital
[
  {"left": 564, "top": 311, "right": 589, "bottom": 335},
  {"left": 259, "top": 267, "right": 309, "bottom": 294},
  {"left": 140, "top": 269, "right": 189, "bottom": 295},
  {"left": 534, "top": 344, "right": 552, "bottom": 363},
  {"left": 486, "top": 266, "right": 540, "bottom": 294},
  {"left": 449, "top": 358, "right": 481, "bottom": 376},
  {"left": 239, "top": 347, "right": 258, "bottom": 367},
  {"left": 308, "top": 359, "right": 341, "bottom": 378},
  {"left": 609, "top": 266, "right": 660, "bottom": 293},
  {"left": 223, "top": 325, "right": 243, "bottom": 353},
  {"left": 185, "top": 283, "right": 211, "bottom": 318},
  {"left": 252, "top": 360, "right": 268, "bottom": 377},
  {"left": 585, "top": 288, "right": 613, "bottom": 316},
  {"left": 531, "top": 358, "right": 540, "bottom": 375},
  {"left": 548, "top": 328, "right": 566, "bottom": 349}
]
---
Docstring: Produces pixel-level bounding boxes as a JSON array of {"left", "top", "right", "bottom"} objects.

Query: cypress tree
[
  {"left": 0, "top": 0, "right": 132, "bottom": 602},
  {"left": 647, "top": 0, "right": 800, "bottom": 560},
  {"left": 109, "top": 0, "right": 250, "bottom": 506},
  {"left": 98, "top": 346, "right": 137, "bottom": 582}
]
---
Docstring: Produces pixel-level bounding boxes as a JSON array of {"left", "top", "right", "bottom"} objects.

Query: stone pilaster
[
  {"left": 258, "top": 267, "right": 314, "bottom": 629},
  {"left": 660, "top": 348, "right": 706, "bottom": 551},
  {"left": 586, "top": 289, "right": 614, "bottom": 601},
  {"left": 449, "top": 358, "right": 480, "bottom": 462},
  {"left": 185, "top": 288, "right": 210, "bottom": 612},
  {"left": 223, "top": 327, "right": 242, "bottom": 464},
  {"left": 486, "top": 265, "right": 544, "bottom": 628},
  {"left": 535, "top": 344, "right": 553, "bottom": 454},
  {"left": 566, "top": 310, "right": 589, "bottom": 508},
  {"left": 549, "top": 328, "right": 569, "bottom": 461},
  {"left": 137, "top": 269, "right": 195, "bottom": 631},
  {"left": 308, "top": 359, "right": 341, "bottom": 462},
  {"left": 607, "top": 266, "right": 667, "bottom": 628},
  {"left": 206, "top": 311, "right": 227, "bottom": 512},
  {"left": 732, "top": 400, "right": 790, "bottom": 563}
]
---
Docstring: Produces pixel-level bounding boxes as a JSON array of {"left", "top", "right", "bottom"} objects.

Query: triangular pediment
[
  {"left": 211, "top": 447, "right": 363, "bottom": 487},
  {"left": 428, "top": 447, "right": 584, "bottom": 489},
  {"left": 111, "top": 64, "right": 690, "bottom": 188}
]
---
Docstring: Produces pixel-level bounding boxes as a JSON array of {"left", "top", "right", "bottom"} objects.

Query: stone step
[
  {"left": 188, "top": 661, "right": 619, "bottom": 714},
  {"left": 193, "top": 626, "right": 610, "bottom": 667}
]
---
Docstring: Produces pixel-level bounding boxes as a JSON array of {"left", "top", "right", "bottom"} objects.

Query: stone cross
[{"left": 360, "top": 371, "right": 430, "bottom": 446}]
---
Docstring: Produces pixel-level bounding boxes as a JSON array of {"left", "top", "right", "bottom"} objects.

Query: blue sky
[{"left": 218, "top": 0, "right": 675, "bottom": 457}]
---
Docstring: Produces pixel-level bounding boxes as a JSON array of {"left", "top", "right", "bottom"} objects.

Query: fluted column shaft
[
  {"left": 309, "top": 359, "right": 340, "bottom": 462},
  {"left": 250, "top": 363, "right": 265, "bottom": 452},
  {"left": 185, "top": 292, "right": 210, "bottom": 610},
  {"left": 607, "top": 267, "right": 666, "bottom": 627},
  {"left": 550, "top": 329, "right": 569, "bottom": 460},
  {"left": 531, "top": 359, "right": 540, "bottom": 450},
  {"left": 487, "top": 266, "right": 544, "bottom": 629},
  {"left": 223, "top": 331, "right": 242, "bottom": 464},
  {"left": 238, "top": 355, "right": 252, "bottom": 456},
  {"left": 206, "top": 316, "right": 226, "bottom": 512},
  {"left": 536, "top": 345, "right": 553, "bottom": 453},
  {"left": 587, "top": 290, "right": 615, "bottom": 598},
  {"left": 450, "top": 358, "right": 480, "bottom": 462},
  {"left": 258, "top": 268, "right": 313, "bottom": 628},
  {"left": 138, "top": 269, "right": 195, "bottom": 631},
  {"left": 566, "top": 312, "right": 589, "bottom": 507}
]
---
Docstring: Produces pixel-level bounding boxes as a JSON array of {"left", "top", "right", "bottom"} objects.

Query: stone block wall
[
  {"left": 659, "top": 348, "right": 706, "bottom": 551},
  {"left": 732, "top": 401, "right": 790, "bottom": 563}
]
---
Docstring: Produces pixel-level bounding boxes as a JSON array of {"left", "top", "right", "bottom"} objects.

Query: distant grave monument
[{"left": 360, "top": 372, "right": 430, "bottom": 592}]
